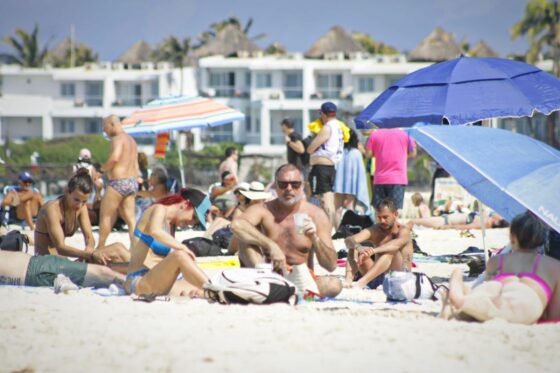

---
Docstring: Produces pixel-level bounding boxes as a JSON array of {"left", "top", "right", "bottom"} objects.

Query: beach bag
[
  {"left": 383, "top": 271, "right": 447, "bottom": 302},
  {"left": 204, "top": 268, "right": 297, "bottom": 305},
  {"left": 182, "top": 237, "right": 223, "bottom": 257},
  {"left": 212, "top": 227, "right": 233, "bottom": 249},
  {"left": 0, "top": 230, "right": 29, "bottom": 253}
]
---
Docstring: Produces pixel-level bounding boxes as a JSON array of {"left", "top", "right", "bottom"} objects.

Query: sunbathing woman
[
  {"left": 442, "top": 212, "right": 560, "bottom": 324},
  {"left": 34, "top": 169, "right": 130, "bottom": 270},
  {"left": 125, "top": 188, "right": 211, "bottom": 296},
  {"left": 407, "top": 211, "right": 509, "bottom": 230}
]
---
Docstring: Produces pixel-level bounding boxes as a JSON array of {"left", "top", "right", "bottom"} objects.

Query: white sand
[{"left": 1, "top": 227, "right": 560, "bottom": 373}]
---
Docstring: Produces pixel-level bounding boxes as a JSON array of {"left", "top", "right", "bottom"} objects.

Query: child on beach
[
  {"left": 442, "top": 211, "right": 560, "bottom": 324},
  {"left": 411, "top": 192, "right": 431, "bottom": 218}
]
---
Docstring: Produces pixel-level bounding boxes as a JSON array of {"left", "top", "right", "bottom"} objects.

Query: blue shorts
[
  {"left": 354, "top": 272, "right": 385, "bottom": 289},
  {"left": 372, "top": 184, "right": 405, "bottom": 210}
]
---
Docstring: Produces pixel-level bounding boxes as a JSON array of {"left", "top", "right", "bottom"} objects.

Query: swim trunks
[
  {"left": 309, "top": 165, "right": 336, "bottom": 195},
  {"left": 108, "top": 177, "right": 138, "bottom": 197},
  {"left": 24, "top": 256, "right": 87, "bottom": 287},
  {"left": 354, "top": 271, "right": 385, "bottom": 289},
  {"left": 372, "top": 184, "right": 405, "bottom": 209}
]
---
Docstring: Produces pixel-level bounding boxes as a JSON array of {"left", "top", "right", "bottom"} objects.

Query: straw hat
[
  {"left": 239, "top": 181, "right": 271, "bottom": 200},
  {"left": 234, "top": 182, "right": 250, "bottom": 192}
]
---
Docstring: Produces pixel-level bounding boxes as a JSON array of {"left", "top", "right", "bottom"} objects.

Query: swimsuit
[
  {"left": 494, "top": 254, "right": 552, "bottom": 302},
  {"left": 108, "top": 177, "right": 138, "bottom": 197},
  {"left": 125, "top": 267, "right": 149, "bottom": 295},
  {"left": 35, "top": 196, "right": 80, "bottom": 242}
]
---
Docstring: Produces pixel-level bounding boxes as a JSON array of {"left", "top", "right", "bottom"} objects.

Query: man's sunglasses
[{"left": 276, "top": 180, "right": 303, "bottom": 189}]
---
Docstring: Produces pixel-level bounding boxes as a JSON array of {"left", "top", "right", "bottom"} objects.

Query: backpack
[
  {"left": 204, "top": 268, "right": 297, "bottom": 305},
  {"left": 182, "top": 237, "right": 224, "bottom": 257},
  {"left": 0, "top": 230, "right": 29, "bottom": 253},
  {"left": 382, "top": 271, "right": 447, "bottom": 302},
  {"left": 212, "top": 227, "right": 233, "bottom": 249}
]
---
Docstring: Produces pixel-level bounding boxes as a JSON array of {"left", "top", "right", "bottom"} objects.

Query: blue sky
[{"left": 0, "top": 0, "right": 531, "bottom": 60}]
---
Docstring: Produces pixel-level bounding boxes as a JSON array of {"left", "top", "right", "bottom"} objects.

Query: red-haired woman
[{"left": 125, "top": 188, "right": 211, "bottom": 296}]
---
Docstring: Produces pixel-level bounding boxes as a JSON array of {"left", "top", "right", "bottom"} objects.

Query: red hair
[{"left": 153, "top": 194, "right": 187, "bottom": 206}]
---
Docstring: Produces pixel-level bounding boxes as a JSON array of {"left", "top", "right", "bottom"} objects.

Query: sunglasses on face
[{"left": 276, "top": 180, "right": 303, "bottom": 190}]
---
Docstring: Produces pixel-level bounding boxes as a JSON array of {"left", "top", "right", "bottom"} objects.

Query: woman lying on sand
[
  {"left": 125, "top": 188, "right": 211, "bottom": 296},
  {"left": 407, "top": 211, "right": 509, "bottom": 230},
  {"left": 34, "top": 169, "right": 130, "bottom": 270},
  {"left": 442, "top": 211, "right": 560, "bottom": 324}
]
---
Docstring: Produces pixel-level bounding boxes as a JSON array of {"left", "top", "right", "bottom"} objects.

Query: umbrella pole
[
  {"left": 478, "top": 201, "right": 489, "bottom": 262},
  {"left": 177, "top": 131, "right": 186, "bottom": 186}
]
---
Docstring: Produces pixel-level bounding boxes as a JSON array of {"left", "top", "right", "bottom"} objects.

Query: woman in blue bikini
[
  {"left": 443, "top": 212, "right": 560, "bottom": 324},
  {"left": 125, "top": 188, "right": 212, "bottom": 296}
]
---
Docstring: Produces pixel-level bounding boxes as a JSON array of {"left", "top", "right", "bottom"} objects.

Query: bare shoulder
[
  {"left": 397, "top": 223, "right": 412, "bottom": 237},
  {"left": 303, "top": 201, "right": 328, "bottom": 222}
]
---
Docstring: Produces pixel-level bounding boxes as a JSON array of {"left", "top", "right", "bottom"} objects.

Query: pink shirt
[{"left": 366, "top": 129, "right": 415, "bottom": 185}]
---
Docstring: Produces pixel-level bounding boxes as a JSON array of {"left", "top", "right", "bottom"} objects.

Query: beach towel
[
  {"left": 307, "top": 119, "right": 351, "bottom": 143},
  {"left": 333, "top": 148, "right": 371, "bottom": 214}
]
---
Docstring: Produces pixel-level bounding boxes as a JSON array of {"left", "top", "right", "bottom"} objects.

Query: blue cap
[
  {"left": 180, "top": 188, "right": 211, "bottom": 230},
  {"left": 18, "top": 171, "right": 34, "bottom": 183},
  {"left": 320, "top": 102, "right": 337, "bottom": 114}
]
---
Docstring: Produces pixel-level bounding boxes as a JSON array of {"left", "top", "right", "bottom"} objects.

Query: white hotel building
[{"left": 0, "top": 53, "right": 429, "bottom": 155}]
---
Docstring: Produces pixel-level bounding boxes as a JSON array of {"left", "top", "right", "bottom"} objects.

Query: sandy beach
[{"left": 1, "top": 226, "right": 559, "bottom": 373}]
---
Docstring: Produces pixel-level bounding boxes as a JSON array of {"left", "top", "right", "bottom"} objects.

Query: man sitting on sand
[
  {"left": 1, "top": 171, "right": 44, "bottom": 230},
  {"left": 344, "top": 198, "right": 413, "bottom": 289},
  {"left": 232, "top": 164, "right": 341, "bottom": 297},
  {"left": 0, "top": 250, "right": 124, "bottom": 290},
  {"left": 34, "top": 169, "right": 130, "bottom": 272}
]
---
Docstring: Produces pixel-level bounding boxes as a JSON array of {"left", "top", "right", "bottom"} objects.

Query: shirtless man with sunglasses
[{"left": 232, "top": 163, "right": 341, "bottom": 297}]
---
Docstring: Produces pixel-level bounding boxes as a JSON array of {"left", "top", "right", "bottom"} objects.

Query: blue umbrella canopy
[
  {"left": 408, "top": 125, "right": 560, "bottom": 233},
  {"left": 355, "top": 56, "right": 560, "bottom": 128}
]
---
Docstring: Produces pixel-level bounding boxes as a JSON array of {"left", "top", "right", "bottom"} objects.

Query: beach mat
[{"left": 197, "top": 258, "right": 240, "bottom": 269}]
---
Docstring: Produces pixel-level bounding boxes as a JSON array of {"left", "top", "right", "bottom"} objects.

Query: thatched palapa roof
[
  {"left": 116, "top": 40, "right": 152, "bottom": 64},
  {"left": 306, "top": 26, "right": 365, "bottom": 58},
  {"left": 49, "top": 38, "right": 72, "bottom": 61},
  {"left": 195, "top": 24, "right": 262, "bottom": 58},
  {"left": 470, "top": 41, "right": 498, "bottom": 58},
  {"left": 408, "top": 27, "right": 462, "bottom": 62}
]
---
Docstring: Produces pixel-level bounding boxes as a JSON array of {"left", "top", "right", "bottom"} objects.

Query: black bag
[
  {"left": 332, "top": 210, "right": 374, "bottom": 239},
  {"left": 183, "top": 237, "right": 223, "bottom": 257},
  {"left": 204, "top": 268, "right": 297, "bottom": 305},
  {"left": 212, "top": 227, "right": 233, "bottom": 249},
  {"left": 0, "top": 230, "right": 29, "bottom": 253}
]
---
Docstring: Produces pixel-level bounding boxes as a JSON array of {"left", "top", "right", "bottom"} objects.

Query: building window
[
  {"left": 201, "top": 122, "right": 234, "bottom": 142},
  {"left": 60, "top": 119, "right": 75, "bottom": 133},
  {"left": 150, "top": 81, "right": 159, "bottom": 101},
  {"left": 209, "top": 71, "right": 235, "bottom": 97},
  {"left": 86, "top": 118, "right": 102, "bottom": 134},
  {"left": 317, "top": 73, "right": 342, "bottom": 99},
  {"left": 358, "top": 77, "right": 375, "bottom": 93},
  {"left": 283, "top": 71, "right": 303, "bottom": 99},
  {"left": 256, "top": 73, "right": 272, "bottom": 88},
  {"left": 115, "top": 82, "right": 142, "bottom": 106},
  {"left": 85, "top": 82, "right": 103, "bottom": 106},
  {"left": 61, "top": 83, "right": 76, "bottom": 98}
]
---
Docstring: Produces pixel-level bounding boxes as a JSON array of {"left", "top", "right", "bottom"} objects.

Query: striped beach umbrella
[
  {"left": 122, "top": 95, "right": 245, "bottom": 135},
  {"left": 123, "top": 95, "right": 245, "bottom": 184}
]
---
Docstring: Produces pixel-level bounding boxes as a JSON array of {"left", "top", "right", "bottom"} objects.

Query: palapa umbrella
[
  {"left": 122, "top": 95, "right": 245, "bottom": 185},
  {"left": 408, "top": 124, "right": 560, "bottom": 259},
  {"left": 355, "top": 56, "right": 560, "bottom": 128}
]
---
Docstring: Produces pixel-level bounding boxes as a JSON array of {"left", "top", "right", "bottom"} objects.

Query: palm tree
[
  {"left": 3, "top": 24, "right": 50, "bottom": 67},
  {"left": 512, "top": 0, "right": 560, "bottom": 76},
  {"left": 152, "top": 36, "right": 191, "bottom": 95},
  {"left": 512, "top": 0, "right": 560, "bottom": 147},
  {"left": 48, "top": 38, "right": 98, "bottom": 68},
  {"left": 351, "top": 32, "right": 399, "bottom": 55},
  {"left": 196, "top": 17, "right": 266, "bottom": 47}
]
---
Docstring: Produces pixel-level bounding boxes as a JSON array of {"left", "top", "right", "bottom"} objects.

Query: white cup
[{"left": 293, "top": 213, "right": 308, "bottom": 235}]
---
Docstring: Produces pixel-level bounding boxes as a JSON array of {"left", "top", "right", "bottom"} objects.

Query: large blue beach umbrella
[
  {"left": 407, "top": 125, "right": 560, "bottom": 234},
  {"left": 355, "top": 56, "right": 560, "bottom": 128}
]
